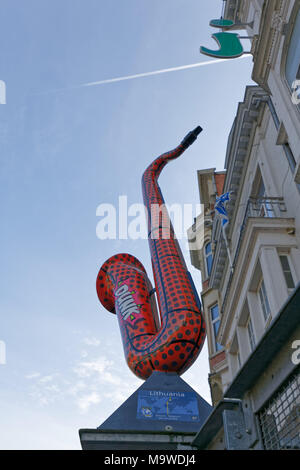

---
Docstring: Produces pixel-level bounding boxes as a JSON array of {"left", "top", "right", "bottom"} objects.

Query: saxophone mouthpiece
[{"left": 181, "top": 126, "right": 203, "bottom": 149}]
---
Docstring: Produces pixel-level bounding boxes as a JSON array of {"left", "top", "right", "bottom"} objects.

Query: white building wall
[{"left": 192, "top": 0, "right": 300, "bottom": 449}]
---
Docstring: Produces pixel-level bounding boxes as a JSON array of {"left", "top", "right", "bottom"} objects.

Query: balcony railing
[
  {"left": 220, "top": 197, "right": 288, "bottom": 312},
  {"left": 241, "top": 197, "right": 287, "bottom": 226},
  {"left": 236, "top": 197, "right": 287, "bottom": 255}
]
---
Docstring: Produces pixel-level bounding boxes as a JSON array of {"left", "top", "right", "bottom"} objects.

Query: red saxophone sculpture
[{"left": 96, "top": 127, "right": 206, "bottom": 380}]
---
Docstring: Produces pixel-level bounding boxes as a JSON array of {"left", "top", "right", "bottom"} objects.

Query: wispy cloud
[
  {"left": 25, "top": 372, "right": 41, "bottom": 380},
  {"left": 24, "top": 338, "right": 140, "bottom": 414},
  {"left": 73, "top": 356, "right": 113, "bottom": 378},
  {"left": 28, "top": 374, "right": 62, "bottom": 407},
  {"left": 77, "top": 392, "right": 102, "bottom": 413},
  {"left": 39, "top": 375, "right": 56, "bottom": 384},
  {"left": 82, "top": 337, "right": 101, "bottom": 347}
]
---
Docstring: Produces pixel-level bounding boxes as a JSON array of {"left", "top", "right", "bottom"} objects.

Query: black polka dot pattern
[{"left": 96, "top": 143, "right": 206, "bottom": 380}]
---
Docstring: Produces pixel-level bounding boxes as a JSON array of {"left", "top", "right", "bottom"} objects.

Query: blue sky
[{"left": 0, "top": 0, "right": 253, "bottom": 449}]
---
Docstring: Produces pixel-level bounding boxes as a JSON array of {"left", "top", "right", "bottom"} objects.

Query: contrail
[
  {"left": 35, "top": 55, "right": 251, "bottom": 95},
  {"left": 81, "top": 56, "right": 250, "bottom": 88}
]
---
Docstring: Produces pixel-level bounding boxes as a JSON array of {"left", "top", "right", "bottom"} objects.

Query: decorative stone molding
[
  {"left": 271, "top": 11, "right": 285, "bottom": 32},
  {"left": 252, "top": 0, "right": 291, "bottom": 88}
]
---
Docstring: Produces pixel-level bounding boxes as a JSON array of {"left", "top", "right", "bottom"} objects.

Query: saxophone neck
[
  {"left": 180, "top": 126, "right": 203, "bottom": 149},
  {"left": 143, "top": 126, "right": 203, "bottom": 181}
]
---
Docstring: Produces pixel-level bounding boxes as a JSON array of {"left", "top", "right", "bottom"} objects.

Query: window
[
  {"left": 246, "top": 316, "right": 256, "bottom": 352},
  {"left": 204, "top": 242, "right": 213, "bottom": 277},
  {"left": 284, "top": 6, "right": 300, "bottom": 111},
  {"left": 285, "top": 8, "right": 300, "bottom": 91},
  {"left": 210, "top": 303, "right": 222, "bottom": 353},
  {"left": 283, "top": 142, "right": 297, "bottom": 173},
  {"left": 251, "top": 169, "right": 274, "bottom": 217},
  {"left": 279, "top": 255, "right": 295, "bottom": 290},
  {"left": 257, "top": 178, "right": 274, "bottom": 218},
  {"left": 237, "top": 350, "right": 241, "bottom": 368},
  {"left": 258, "top": 279, "right": 271, "bottom": 322}
]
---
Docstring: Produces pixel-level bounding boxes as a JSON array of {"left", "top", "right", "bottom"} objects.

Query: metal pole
[{"left": 222, "top": 223, "right": 234, "bottom": 274}]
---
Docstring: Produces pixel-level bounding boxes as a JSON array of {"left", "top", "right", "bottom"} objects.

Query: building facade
[{"left": 189, "top": 0, "right": 300, "bottom": 449}]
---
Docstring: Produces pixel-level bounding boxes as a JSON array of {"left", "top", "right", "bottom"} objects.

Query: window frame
[
  {"left": 237, "top": 349, "right": 241, "bottom": 369},
  {"left": 204, "top": 241, "right": 213, "bottom": 278},
  {"left": 281, "top": 3, "right": 300, "bottom": 114},
  {"left": 246, "top": 315, "right": 256, "bottom": 352},
  {"left": 210, "top": 303, "right": 223, "bottom": 354},
  {"left": 258, "top": 278, "right": 272, "bottom": 323},
  {"left": 278, "top": 253, "right": 296, "bottom": 291}
]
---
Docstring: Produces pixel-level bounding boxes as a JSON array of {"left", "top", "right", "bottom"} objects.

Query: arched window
[{"left": 204, "top": 242, "right": 213, "bottom": 277}]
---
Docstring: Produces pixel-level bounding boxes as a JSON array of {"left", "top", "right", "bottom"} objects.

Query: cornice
[{"left": 209, "top": 86, "right": 266, "bottom": 291}]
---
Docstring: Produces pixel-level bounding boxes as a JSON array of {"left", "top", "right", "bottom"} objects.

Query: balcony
[
  {"left": 210, "top": 197, "right": 295, "bottom": 290},
  {"left": 241, "top": 197, "right": 287, "bottom": 222},
  {"left": 220, "top": 197, "right": 294, "bottom": 312},
  {"left": 236, "top": 197, "right": 289, "bottom": 258}
]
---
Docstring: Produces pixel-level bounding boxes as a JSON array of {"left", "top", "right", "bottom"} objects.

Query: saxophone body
[{"left": 96, "top": 127, "right": 206, "bottom": 380}]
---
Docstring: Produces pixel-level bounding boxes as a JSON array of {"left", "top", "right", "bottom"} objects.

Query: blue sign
[{"left": 137, "top": 390, "right": 200, "bottom": 422}]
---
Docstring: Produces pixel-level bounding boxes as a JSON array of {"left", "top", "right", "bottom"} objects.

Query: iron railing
[
  {"left": 241, "top": 197, "right": 287, "bottom": 227},
  {"left": 220, "top": 197, "right": 287, "bottom": 313},
  {"left": 235, "top": 197, "right": 287, "bottom": 267}
]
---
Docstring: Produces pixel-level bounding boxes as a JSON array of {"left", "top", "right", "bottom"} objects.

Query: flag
[
  {"left": 215, "top": 191, "right": 234, "bottom": 273},
  {"left": 214, "top": 191, "right": 232, "bottom": 226}
]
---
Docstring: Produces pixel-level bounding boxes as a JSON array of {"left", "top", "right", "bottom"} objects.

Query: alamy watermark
[
  {"left": 291, "top": 340, "right": 300, "bottom": 365},
  {"left": 96, "top": 196, "right": 204, "bottom": 250},
  {"left": 0, "top": 80, "right": 6, "bottom": 104},
  {"left": 0, "top": 340, "right": 6, "bottom": 365},
  {"left": 291, "top": 80, "right": 300, "bottom": 105}
]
